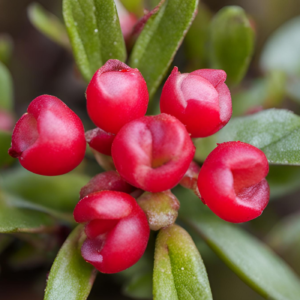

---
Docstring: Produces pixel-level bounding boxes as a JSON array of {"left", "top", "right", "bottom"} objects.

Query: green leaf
[
  {"left": 44, "top": 225, "right": 97, "bottom": 300},
  {"left": 28, "top": 3, "right": 70, "bottom": 49},
  {"left": 0, "top": 192, "right": 55, "bottom": 233},
  {"left": 119, "top": 0, "right": 144, "bottom": 16},
  {"left": 63, "top": 0, "right": 126, "bottom": 82},
  {"left": 260, "top": 16, "right": 300, "bottom": 76},
  {"left": 209, "top": 6, "right": 254, "bottom": 86},
  {"left": 0, "top": 61, "right": 13, "bottom": 111},
  {"left": 2, "top": 192, "right": 74, "bottom": 223},
  {"left": 0, "top": 34, "right": 13, "bottom": 64},
  {"left": 0, "top": 130, "right": 14, "bottom": 167},
  {"left": 153, "top": 224, "right": 212, "bottom": 300},
  {"left": 176, "top": 187, "right": 300, "bottom": 300},
  {"left": 195, "top": 109, "right": 300, "bottom": 165},
  {"left": 129, "top": 0, "right": 198, "bottom": 98},
  {"left": 1, "top": 168, "right": 90, "bottom": 212}
]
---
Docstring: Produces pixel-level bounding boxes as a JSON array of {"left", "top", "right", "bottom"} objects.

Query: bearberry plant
[{"left": 1, "top": 0, "right": 300, "bottom": 299}]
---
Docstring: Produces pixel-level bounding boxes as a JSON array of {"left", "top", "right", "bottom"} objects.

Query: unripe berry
[
  {"left": 112, "top": 114, "right": 195, "bottom": 193},
  {"left": 85, "top": 128, "right": 115, "bottom": 156},
  {"left": 79, "top": 170, "right": 134, "bottom": 199},
  {"left": 137, "top": 190, "right": 180, "bottom": 231},
  {"left": 74, "top": 191, "right": 150, "bottom": 273},
  {"left": 197, "top": 142, "right": 270, "bottom": 223},
  {"left": 86, "top": 59, "right": 149, "bottom": 134},
  {"left": 160, "top": 67, "right": 232, "bottom": 138},
  {"left": 8, "top": 95, "right": 86, "bottom": 176}
]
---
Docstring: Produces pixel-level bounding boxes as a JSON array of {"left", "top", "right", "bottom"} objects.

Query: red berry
[
  {"left": 86, "top": 59, "right": 149, "bottom": 134},
  {"left": 79, "top": 170, "right": 134, "bottom": 199},
  {"left": 85, "top": 128, "right": 115, "bottom": 156},
  {"left": 8, "top": 95, "right": 86, "bottom": 176},
  {"left": 112, "top": 113, "right": 195, "bottom": 193},
  {"left": 160, "top": 67, "right": 232, "bottom": 138},
  {"left": 197, "top": 142, "right": 270, "bottom": 223},
  {"left": 73, "top": 191, "right": 150, "bottom": 273}
]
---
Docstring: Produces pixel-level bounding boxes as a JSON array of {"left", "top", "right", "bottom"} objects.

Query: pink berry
[
  {"left": 180, "top": 160, "right": 201, "bottom": 191},
  {"left": 73, "top": 191, "right": 150, "bottom": 273},
  {"left": 79, "top": 170, "right": 134, "bottom": 199},
  {"left": 86, "top": 59, "right": 149, "bottom": 134},
  {"left": 8, "top": 95, "right": 86, "bottom": 176},
  {"left": 197, "top": 142, "right": 270, "bottom": 223},
  {"left": 85, "top": 128, "right": 115, "bottom": 156},
  {"left": 112, "top": 113, "right": 195, "bottom": 193},
  {"left": 160, "top": 67, "right": 232, "bottom": 138}
]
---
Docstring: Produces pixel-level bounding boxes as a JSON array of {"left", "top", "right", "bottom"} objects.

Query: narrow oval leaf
[
  {"left": 260, "top": 16, "right": 300, "bottom": 76},
  {"left": 129, "top": 0, "right": 198, "bottom": 98},
  {"left": 28, "top": 3, "right": 70, "bottom": 49},
  {"left": 1, "top": 168, "right": 90, "bottom": 212},
  {"left": 153, "top": 224, "right": 212, "bottom": 300},
  {"left": 0, "top": 192, "right": 55, "bottom": 233},
  {"left": 44, "top": 225, "right": 97, "bottom": 300},
  {"left": 63, "top": 0, "right": 126, "bottom": 82},
  {"left": 209, "top": 6, "right": 254, "bottom": 86},
  {"left": 177, "top": 187, "right": 300, "bottom": 300},
  {"left": 195, "top": 109, "right": 300, "bottom": 165},
  {"left": 0, "top": 61, "right": 13, "bottom": 111}
]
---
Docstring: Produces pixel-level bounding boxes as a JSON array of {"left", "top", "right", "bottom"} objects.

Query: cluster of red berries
[{"left": 8, "top": 59, "right": 270, "bottom": 273}]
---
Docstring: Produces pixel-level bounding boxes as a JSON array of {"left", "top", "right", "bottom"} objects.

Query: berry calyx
[
  {"left": 74, "top": 191, "right": 150, "bottom": 273},
  {"left": 111, "top": 113, "right": 195, "bottom": 193},
  {"left": 8, "top": 95, "right": 86, "bottom": 176},
  {"left": 86, "top": 59, "right": 149, "bottom": 134},
  {"left": 160, "top": 67, "right": 232, "bottom": 138},
  {"left": 85, "top": 128, "right": 115, "bottom": 156},
  {"left": 197, "top": 141, "right": 270, "bottom": 223},
  {"left": 79, "top": 170, "right": 134, "bottom": 199},
  {"left": 137, "top": 190, "right": 180, "bottom": 231}
]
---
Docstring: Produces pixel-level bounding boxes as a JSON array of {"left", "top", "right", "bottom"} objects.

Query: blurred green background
[{"left": 0, "top": 0, "right": 300, "bottom": 299}]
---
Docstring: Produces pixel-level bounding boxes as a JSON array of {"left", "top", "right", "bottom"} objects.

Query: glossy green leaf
[
  {"left": 129, "top": 0, "right": 198, "bottom": 98},
  {"left": 0, "top": 192, "right": 55, "bottom": 233},
  {"left": 0, "top": 130, "right": 14, "bottom": 167},
  {"left": 0, "top": 61, "right": 13, "bottom": 111},
  {"left": 209, "top": 6, "right": 254, "bottom": 86},
  {"left": 28, "top": 3, "right": 70, "bottom": 49},
  {"left": 260, "top": 16, "right": 300, "bottom": 76},
  {"left": 1, "top": 168, "right": 90, "bottom": 212},
  {"left": 44, "top": 225, "right": 96, "bottom": 300},
  {"left": 153, "top": 224, "right": 212, "bottom": 300},
  {"left": 0, "top": 34, "right": 13, "bottom": 64},
  {"left": 63, "top": 0, "right": 126, "bottom": 82},
  {"left": 195, "top": 109, "right": 300, "bottom": 165},
  {"left": 176, "top": 187, "right": 300, "bottom": 300}
]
